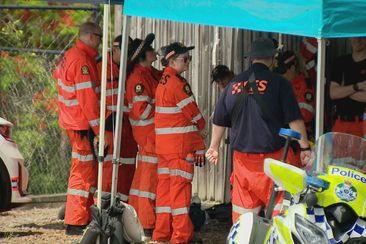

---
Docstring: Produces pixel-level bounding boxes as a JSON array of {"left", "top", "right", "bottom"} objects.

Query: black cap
[
  {"left": 211, "top": 65, "right": 232, "bottom": 83},
  {"left": 128, "top": 33, "right": 155, "bottom": 61},
  {"left": 274, "top": 50, "right": 297, "bottom": 74},
  {"left": 164, "top": 42, "right": 194, "bottom": 60},
  {"left": 245, "top": 37, "right": 277, "bottom": 58},
  {"left": 112, "top": 35, "right": 133, "bottom": 49}
]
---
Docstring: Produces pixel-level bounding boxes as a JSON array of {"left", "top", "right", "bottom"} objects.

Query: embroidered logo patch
[
  {"left": 335, "top": 180, "right": 358, "bottom": 202},
  {"left": 183, "top": 84, "right": 192, "bottom": 95},
  {"left": 135, "top": 84, "right": 144, "bottom": 95},
  {"left": 304, "top": 92, "right": 313, "bottom": 102},
  {"left": 81, "top": 65, "right": 90, "bottom": 75}
]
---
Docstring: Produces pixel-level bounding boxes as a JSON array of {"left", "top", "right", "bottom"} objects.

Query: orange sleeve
[
  {"left": 72, "top": 59, "right": 100, "bottom": 135},
  {"left": 174, "top": 81, "right": 205, "bottom": 130}
]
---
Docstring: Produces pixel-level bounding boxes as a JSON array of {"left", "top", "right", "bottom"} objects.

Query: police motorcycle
[{"left": 228, "top": 130, "right": 366, "bottom": 244}]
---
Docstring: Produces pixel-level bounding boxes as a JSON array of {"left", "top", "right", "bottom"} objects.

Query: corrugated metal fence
[{"left": 124, "top": 15, "right": 351, "bottom": 203}]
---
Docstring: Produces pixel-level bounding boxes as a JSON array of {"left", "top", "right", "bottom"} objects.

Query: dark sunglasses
[{"left": 176, "top": 55, "right": 192, "bottom": 63}]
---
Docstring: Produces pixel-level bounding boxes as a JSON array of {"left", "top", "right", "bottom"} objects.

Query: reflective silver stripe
[
  {"left": 67, "top": 188, "right": 89, "bottom": 198},
  {"left": 185, "top": 156, "right": 194, "bottom": 163},
  {"left": 195, "top": 150, "right": 205, "bottom": 154},
  {"left": 107, "top": 105, "right": 117, "bottom": 111},
  {"left": 129, "top": 117, "right": 154, "bottom": 126},
  {"left": 273, "top": 203, "right": 283, "bottom": 211},
  {"left": 89, "top": 118, "right": 100, "bottom": 127},
  {"left": 132, "top": 95, "right": 151, "bottom": 103},
  {"left": 140, "top": 104, "right": 152, "bottom": 120},
  {"left": 303, "top": 38, "right": 317, "bottom": 54},
  {"left": 177, "top": 96, "right": 195, "bottom": 109},
  {"left": 156, "top": 206, "right": 171, "bottom": 214},
  {"left": 170, "top": 169, "right": 193, "bottom": 180},
  {"left": 306, "top": 60, "right": 316, "bottom": 70},
  {"left": 106, "top": 88, "right": 118, "bottom": 96},
  {"left": 155, "top": 125, "right": 197, "bottom": 135},
  {"left": 106, "top": 105, "right": 130, "bottom": 112},
  {"left": 58, "top": 95, "right": 79, "bottom": 106},
  {"left": 298, "top": 102, "right": 315, "bottom": 114},
  {"left": 129, "top": 189, "right": 156, "bottom": 200},
  {"left": 121, "top": 158, "right": 136, "bottom": 165},
  {"left": 72, "top": 152, "right": 94, "bottom": 162},
  {"left": 138, "top": 155, "right": 158, "bottom": 164},
  {"left": 58, "top": 79, "right": 75, "bottom": 92},
  {"left": 155, "top": 106, "right": 181, "bottom": 114},
  {"left": 104, "top": 154, "right": 113, "bottom": 161},
  {"left": 172, "top": 207, "right": 188, "bottom": 216},
  {"left": 75, "top": 81, "right": 93, "bottom": 90},
  {"left": 192, "top": 113, "right": 203, "bottom": 123},
  {"left": 158, "top": 167, "right": 170, "bottom": 175},
  {"left": 232, "top": 204, "right": 261, "bottom": 215}
]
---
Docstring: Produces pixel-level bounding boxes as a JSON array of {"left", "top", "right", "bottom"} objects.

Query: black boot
[{"left": 65, "top": 224, "right": 87, "bottom": 235}]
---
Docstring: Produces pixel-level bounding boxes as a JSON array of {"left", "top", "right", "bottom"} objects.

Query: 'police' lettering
[{"left": 331, "top": 167, "right": 366, "bottom": 184}]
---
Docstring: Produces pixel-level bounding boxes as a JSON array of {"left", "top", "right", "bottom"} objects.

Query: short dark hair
[
  {"left": 79, "top": 22, "right": 101, "bottom": 37},
  {"left": 211, "top": 65, "right": 234, "bottom": 83}
]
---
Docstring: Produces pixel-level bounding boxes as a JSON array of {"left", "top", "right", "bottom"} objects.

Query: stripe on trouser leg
[
  {"left": 129, "top": 189, "right": 156, "bottom": 200},
  {"left": 172, "top": 207, "right": 189, "bottom": 216},
  {"left": 232, "top": 204, "right": 261, "bottom": 215},
  {"left": 67, "top": 188, "right": 91, "bottom": 198},
  {"left": 170, "top": 169, "right": 193, "bottom": 180},
  {"left": 156, "top": 206, "right": 171, "bottom": 214}
]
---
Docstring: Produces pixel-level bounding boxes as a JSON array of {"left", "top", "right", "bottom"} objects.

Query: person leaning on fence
[
  {"left": 96, "top": 35, "right": 138, "bottom": 202},
  {"left": 152, "top": 42, "right": 206, "bottom": 244},
  {"left": 125, "top": 33, "right": 162, "bottom": 239},
  {"left": 330, "top": 37, "right": 366, "bottom": 138},
  {"left": 53, "top": 22, "right": 111, "bottom": 235},
  {"left": 205, "top": 37, "right": 311, "bottom": 223},
  {"left": 211, "top": 64, "right": 235, "bottom": 91}
]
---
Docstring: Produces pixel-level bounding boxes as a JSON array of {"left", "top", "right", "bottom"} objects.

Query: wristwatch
[
  {"left": 300, "top": 146, "right": 311, "bottom": 152},
  {"left": 353, "top": 83, "right": 361, "bottom": 92}
]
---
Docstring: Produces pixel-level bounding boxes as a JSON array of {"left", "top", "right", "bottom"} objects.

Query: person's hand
[
  {"left": 205, "top": 148, "right": 219, "bottom": 165},
  {"left": 194, "top": 150, "right": 205, "bottom": 167},
  {"left": 300, "top": 150, "right": 312, "bottom": 166},
  {"left": 200, "top": 129, "right": 208, "bottom": 139}
]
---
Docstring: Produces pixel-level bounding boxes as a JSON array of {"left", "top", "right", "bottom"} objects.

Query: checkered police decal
[
  {"left": 227, "top": 220, "right": 240, "bottom": 244},
  {"left": 306, "top": 206, "right": 366, "bottom": 243}
]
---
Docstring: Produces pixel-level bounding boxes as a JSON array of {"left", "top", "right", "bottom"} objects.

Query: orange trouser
[
  {"left": 332, "top": 118, "right": 363, "bottom": 137},
  {"left": 128, "top": 147, "right": 158, "bottom": 229},
  {"left": 102, "top": 131, "right": 137, "bottom": 202},
  {"left": 231, "top": 148, "right": 297, "bottom": 223},
  {"left": 152, "top": 154, "right": 194, "bottom": 244},
  {"left": 65, "top": 130, "right": 97, "bottom": 226}
]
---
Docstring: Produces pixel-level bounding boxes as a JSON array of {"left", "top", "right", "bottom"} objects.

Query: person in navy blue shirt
[{"left": 205, "top": 37, "right": 311, "bottom": 223}]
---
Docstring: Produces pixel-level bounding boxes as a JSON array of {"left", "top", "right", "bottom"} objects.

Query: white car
[{"left": 0, "top": 117, "right": 31, "bottom": 210}]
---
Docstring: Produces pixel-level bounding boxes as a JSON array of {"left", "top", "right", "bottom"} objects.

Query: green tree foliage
[{"left": 0, "top": 1, "right": 100, "bottom": 194}]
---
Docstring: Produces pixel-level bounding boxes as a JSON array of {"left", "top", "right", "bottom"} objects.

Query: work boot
[
  {"left": 188, "top": 236, "right": 203, "bottom": 244},
  {"left": 143, "top": 228, "right": 154, "bottom": 241},
  {"left": 65, "top": 224, "right": 87, "bottom": 235}
]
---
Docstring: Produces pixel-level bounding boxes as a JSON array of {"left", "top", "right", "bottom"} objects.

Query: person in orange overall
[
  {"left": 125, "top": 33, "right": 161, "bottom": 239},
  {"left": 330, "top": 37, "right": 366, "bottom": 138},
  {"left": 152, "top": 42, "right": 206, "bottom": 244},
  {"left": 274, "top": 51, "right": 316, "bottom": 139},
  {"left": 53, "top": 22, "right": 110, "bottom": 235},
  {"left": 96, "top": 35, "right": 138, "bottom": 202}
]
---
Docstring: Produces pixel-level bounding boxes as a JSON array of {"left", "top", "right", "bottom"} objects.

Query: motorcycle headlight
[{"left": 295, "top": 214, "right": 328, "bottom": 244}]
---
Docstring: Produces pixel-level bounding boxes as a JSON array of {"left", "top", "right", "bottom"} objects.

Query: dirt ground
[{"left": 0, "top": 204, "right": 231, "bottom": 244}]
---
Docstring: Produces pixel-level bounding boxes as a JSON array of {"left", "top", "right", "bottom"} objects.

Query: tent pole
[
  {"left": 110, "top": 12, "right": 131, "bottom": 206},
  {"left": 315, "top": 38, "right": 326, "bottom": 139},
  {"left": 97, "top": 3, "right": 110, "bottom": 213}
]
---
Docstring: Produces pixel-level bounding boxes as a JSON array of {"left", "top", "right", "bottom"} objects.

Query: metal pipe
[
  {"left": 96, "top": 2, "right": 110, "bottom": 214},
  {"left": 0, "top": 47, "right": 64, "bottom": 55},
  {"left": 315, "top": 38, "right": 326, "bottom": 139},
  {"left": 0, "top": 5, "right": 98, "bottom": 11}
]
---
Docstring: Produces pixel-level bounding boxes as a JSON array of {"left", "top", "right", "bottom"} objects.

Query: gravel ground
[{"left": 0, "top": 204, "right": 231, "bottom": 244}]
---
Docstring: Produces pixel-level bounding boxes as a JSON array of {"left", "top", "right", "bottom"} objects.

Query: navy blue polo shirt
[{"left": 213, "top": 63, "right": 302, "bottom": 153}]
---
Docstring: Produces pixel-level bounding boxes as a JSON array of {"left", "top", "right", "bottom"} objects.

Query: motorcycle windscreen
[{"left": 264, "top": 158, "right": 307, "bottom": 195}]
